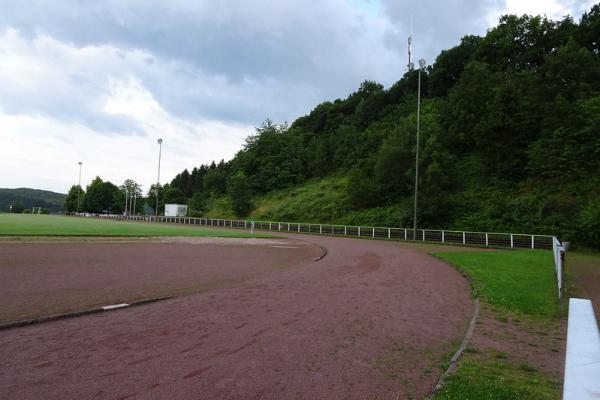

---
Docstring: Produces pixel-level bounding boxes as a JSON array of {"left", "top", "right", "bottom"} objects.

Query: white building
[{"left": 165, "top": 204, "right": 188, "bottom": 217}]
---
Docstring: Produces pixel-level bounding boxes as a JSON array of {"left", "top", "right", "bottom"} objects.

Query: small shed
[{"left": 165, "top": 204, "right": 188, "bottom": 217}]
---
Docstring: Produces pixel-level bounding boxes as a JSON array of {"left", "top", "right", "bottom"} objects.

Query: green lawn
[
  {"left": 430, "top": 250, "right": 562, "bottom": 400},
  {"left": 434, "top": 250, "right": 561, "bottom": 319},
  {"left": 432, "top": 354, "right": 561, "bottom": 400},
  {"left": 0, "top": 214, "right": 267, "bottom": 238}
]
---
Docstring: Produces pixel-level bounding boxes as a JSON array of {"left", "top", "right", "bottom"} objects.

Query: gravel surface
[
  {"left": 0, "top": 238, "right": 322, "bottom": 324},
  {"left": 0, "top": 234, "right": 472, "bottom": 400}
]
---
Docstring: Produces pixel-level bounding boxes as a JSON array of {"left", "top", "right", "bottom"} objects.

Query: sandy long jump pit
[{"left": 0, "top": 234, "right": 472, "bottom": 399}]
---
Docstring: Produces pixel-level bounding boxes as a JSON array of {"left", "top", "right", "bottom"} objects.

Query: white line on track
[{"left": 101, "top": 303, "right": 130, "bottom": 311}]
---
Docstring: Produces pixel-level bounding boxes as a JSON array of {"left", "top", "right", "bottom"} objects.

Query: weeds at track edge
[{"left": 429, "top": 299, "right": 480, "bottom": 396}]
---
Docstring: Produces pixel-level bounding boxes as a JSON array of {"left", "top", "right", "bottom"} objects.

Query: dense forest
[
  {"left": 0, "top": 188, "right": 65, "bottom": 213},
  {"left": 68, "top": 7, "right": 600, "bottom": 248}
]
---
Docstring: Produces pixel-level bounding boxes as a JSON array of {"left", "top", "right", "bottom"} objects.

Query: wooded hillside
[
  {"left": 165, "top": 8, "right": 600, "bottom": 247},
  {"left": 0, "top": 188, "right": 65, "bottom": 213}
]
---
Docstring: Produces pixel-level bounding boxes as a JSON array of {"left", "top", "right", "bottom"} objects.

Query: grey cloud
[
  {"left": 6, "top": 0, "right": 589, "bottom": 134},
  {"left": 0, "top": 1, "right": 405, "bottom": 127},
  {"left": 379, "top": 0, "right": 505, "bottom": 66}
]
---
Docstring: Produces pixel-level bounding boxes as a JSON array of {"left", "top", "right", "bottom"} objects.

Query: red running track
[{"left": 0, "top": 234, "right": 472, "bottom": 400}]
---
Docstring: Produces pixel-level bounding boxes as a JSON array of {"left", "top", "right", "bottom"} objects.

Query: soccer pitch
[{"left": 0, "top": 214, "right": 266, "bottom": 238}]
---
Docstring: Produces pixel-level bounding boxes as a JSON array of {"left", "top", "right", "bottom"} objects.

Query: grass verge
[
  {"left": 429, "top": 249, "right": 563, "bottom": 400},
  {"left": 0, "top": 214, "right": 270, "bottom": 238},
  {"left": 434, "top": 250, "right": 562, "bottom": 319},
  {"left": 433, "top": 353, "right": 561, "bottom": 400}
]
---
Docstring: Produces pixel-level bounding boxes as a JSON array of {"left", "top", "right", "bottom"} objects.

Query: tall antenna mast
[{"left": 407, "top": 15, "right": 414, "bottom": 71}]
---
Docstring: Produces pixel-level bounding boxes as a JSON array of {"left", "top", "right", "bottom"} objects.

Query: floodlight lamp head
[
  {"left": 157, "top": 138, "right": 163, "bottom": 144},
  {"left": 418, "top": 59, "right": 426, "bottom": 69},
  {"left": 78, "top": 161, "right": 82, "bottom": 165}
]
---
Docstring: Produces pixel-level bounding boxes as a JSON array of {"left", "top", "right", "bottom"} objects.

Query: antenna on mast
[{"left": 407, "top": 15, "right": 414, "bottom": 71}]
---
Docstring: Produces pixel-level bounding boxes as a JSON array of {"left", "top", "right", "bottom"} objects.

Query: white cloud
[
  {"left": 0, "top": 35, "right": 253, "bottom": 193},
  {"left": 0, "top": 106, "right": 251, "bottom": 193}
]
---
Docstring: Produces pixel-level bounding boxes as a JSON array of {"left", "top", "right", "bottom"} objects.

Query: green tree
[
  {"left": 11, "top": 202, "right": 25, "bottom": 213},
  {"left": 64, "top": 185, "right": 84, "bottom": 213},
  {"left": 163, "top": 186, "right": 187, "bottom": 204},
  {"left": 228, "top": 171, "right": 252, "bottom": 216},
  {"left": 188, "top": 192, "right": 208, "bottom": 216},
  {"left": 147, "top": 184, "right": 165, "bottom": 215},
  {"left": 116, "top": 179, "right": 143, "bottom": 214},
  {"left": 83, "top": 177, "right": 119, "bottom": 213}
]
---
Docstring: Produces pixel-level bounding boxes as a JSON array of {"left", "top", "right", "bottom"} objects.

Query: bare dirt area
[
  {"left": 0, "top": 234, "right": 473, "bottom": 400},
  {"left": 468, "top": 303, "right": 565, "bottom": 379},
  {"left": 0, "top": 237, "right": 322, "bottom": 324},
  {"left": 567, "top": 251, "right": 600, "bottom": 320}
]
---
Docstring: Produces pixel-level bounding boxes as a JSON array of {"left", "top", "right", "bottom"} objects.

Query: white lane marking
[
  {"left": 101, "top": 303, "right": 130, "bottom": 311},
  {"left": 270, "top": 245, "right": 299, "bottom": 249}
]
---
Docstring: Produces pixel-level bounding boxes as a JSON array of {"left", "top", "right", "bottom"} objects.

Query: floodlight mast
[
  {"left": 407, "top": 15, "right": 414, "bottom": 71},
  {"left": 413, "top": 58, "right": 426, "bottom": 240},
  {"left": 155, "top": 138, "right": 163, "bottom": 217},
  {"left": 77, "top": 161, "right": 82, "bottom": 214}
]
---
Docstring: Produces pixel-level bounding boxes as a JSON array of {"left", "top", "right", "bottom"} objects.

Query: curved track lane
[{"left": 0, "top": 235, "right": 472, "bottom": 400}]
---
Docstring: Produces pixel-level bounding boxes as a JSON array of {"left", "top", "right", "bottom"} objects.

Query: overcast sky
[{"left": 0, "top": 0, "right": 595, "bottom": 194}]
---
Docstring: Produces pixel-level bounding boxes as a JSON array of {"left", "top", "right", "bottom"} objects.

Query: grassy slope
[
  {"left": 0, "top": 214, "right": 266, "bottom": 238},
  {"left": 204, "top": 176, "right": 352, "bottom": 224},
  {"left": 430, "top": 250, "right": 562, "bottom": 399}
]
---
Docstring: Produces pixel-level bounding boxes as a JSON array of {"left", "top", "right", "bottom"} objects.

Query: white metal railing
[
  {"left": 563, "top": 298, "right": 600, "bottom": 400},
  {"left": 80, "top": 213, "right": 563, "bottom": 299},
  {"left": 80, "top": 213, "right": 556, "bottom": 250},
  {"left": 553, "top": 237, "right": 565, "bottom": 299}
]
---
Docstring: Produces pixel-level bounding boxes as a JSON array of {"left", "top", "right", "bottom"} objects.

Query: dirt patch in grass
[
  {"left": 431, "top": 303, "right": 565, "bottom": 399},
  {"left": 567, "top": 251, "right": 600, "bottom": 320},
  {"left": 470, "top": 304, "right": 565, "bottom": 379}
]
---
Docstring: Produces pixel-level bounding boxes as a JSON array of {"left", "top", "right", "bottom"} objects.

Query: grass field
[
  {"left": 429, "top": 250, "right": 562, "bottom": 399},
  {"left": 0, "top": 214, "right": 268, "bottom": 238},
  {"left": 435, "top": 250, "right": 561, "bottom": 319}
]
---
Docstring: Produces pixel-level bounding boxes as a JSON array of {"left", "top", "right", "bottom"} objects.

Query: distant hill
[{"left": 0, "top": 188, "right": 66, "bottom": 213}]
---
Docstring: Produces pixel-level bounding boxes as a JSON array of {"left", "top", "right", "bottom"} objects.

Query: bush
[{"left": 577, "top": 198, "right": 600, "bottom": 248}]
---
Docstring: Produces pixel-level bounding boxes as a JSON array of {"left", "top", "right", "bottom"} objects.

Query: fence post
[
  {"left": 510, "top": 234, "right": 514, "bottom": 248},
  {"left": 320, "top": 224, "right": 322, "bottom": 234},
  {"left": 269, "top": 222, "right": 272, "bottom": 230},
  {"left": 288, "top": 223, "right": 290, "bottom": 231},
  {"left": 486, "top": 233, "right": 489, "bottom": 247},
  {"left": 442, "top": 230, "right": 445, "bottom": 243},
  {"left": 344, "top": 226, "right": 347, "bottom": 235},
  {"left": 404, "top": 229, "right": 407, "bottom": 240},
  {"left": 462, "top": 231, "right": 466, "bottom": 245},
  {"left": 372, "top": 227, "right": 375, "bottom": 238},
  {"left": 531, "top": 235, "right": 535, "bottom": 249},
  {"left": 298, "top": 224, "right": 300, "bottom": 232},
  {"left": 358, "top": 226, "right": 361, "bottom": 237},
  {"left": 388, "top": 228, "right": 391, "bottom": 239},
  {"left": 422, "top": 230, "right": 425, "bottom": 241}
]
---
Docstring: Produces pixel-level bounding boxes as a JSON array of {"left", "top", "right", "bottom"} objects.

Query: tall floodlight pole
[
  {"left": 133, "top": 191, "right": 137, "bottom": 215},
  {"left": 125, "top": 187, "right": 128, "bottom": 215},
  {"left": 155, "top": 138, "right": 163, "bottom": 217},
  {"left": 413, "top": 59, "right": 426, "bottom": 240},
  {"left": 77, "top": 161, "right": 82, "bottom": 214}
]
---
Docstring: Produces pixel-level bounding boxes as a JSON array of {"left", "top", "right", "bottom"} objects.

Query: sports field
[
  {"left": 0, "top": 214, "right": 266, "bottom": 237},
  {"left": 0, "top": 214, "right": 566, "bottom": 399}
]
